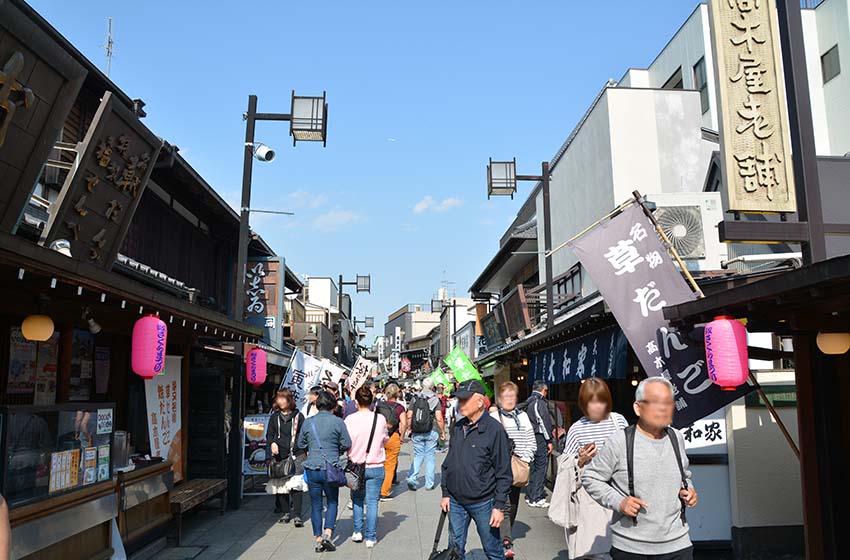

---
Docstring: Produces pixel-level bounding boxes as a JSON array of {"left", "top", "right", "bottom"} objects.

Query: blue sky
[{"left": 31, "top": 0, "right": 702, "bottom": 339}]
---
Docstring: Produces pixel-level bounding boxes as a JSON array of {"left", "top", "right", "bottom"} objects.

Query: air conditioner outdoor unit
[{"left": 644, "top": 192, "right": 727, "bottom": 272}]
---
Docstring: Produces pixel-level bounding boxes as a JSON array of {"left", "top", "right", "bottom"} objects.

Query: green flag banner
[
  {"left": 444, "top": 345, "right": 493, "bottom": 397},
  {"left": 428, "top": 368, "right": 451, "bottom": 388}
]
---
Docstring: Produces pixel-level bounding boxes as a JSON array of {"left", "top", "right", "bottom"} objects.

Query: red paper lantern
[
  {"left": 132, "top": 315, "right": 168, "bottom": 379},
  {"left": 246, "top": 348, "right": 267, "bottom": 387},
  {"left": 704, "top": 316, "right": 749, "bottom": 391}
]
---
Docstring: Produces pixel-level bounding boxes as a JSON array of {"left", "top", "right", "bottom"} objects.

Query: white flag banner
[
  {"left": 319, "top": 359, "right": 347, "bottom": 388},
  {"left": 280, "top": 349, "right": 324, "bottom": 410},
  {"left": 347, "top": 356, "right": 374, "bottom": 393}
]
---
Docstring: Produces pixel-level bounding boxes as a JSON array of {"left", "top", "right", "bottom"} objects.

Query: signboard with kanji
[
  {"left": 243, "top": 256, "right": 285, "bottom": 350},
  {"left": 41, "top": 91, "right": 162, "bottom": 269},
  {"left": 709, "top": 0, "right": 796, "bottom": 213},
  {"left": 144, "top": 355, "right": 183, "bottom": 482},
  {"left": 569, "top": 202, "right": 752, "bottom": 427}
]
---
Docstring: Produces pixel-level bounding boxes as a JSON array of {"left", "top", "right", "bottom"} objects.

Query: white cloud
[
  {"left": 413, "top": 196, "right": 463, "bottom": 214},
  {"left": 434, "top": 197, "right": 462, "bottom": 212},
  {"left": 413, "top": 195, "right": 434, "bottom": 214},
  {"left": 311, "top": 210, "right": 365, "bottom": 231},
  {"left": 289, "top": 190, "right": 328, "bottom": 209}
]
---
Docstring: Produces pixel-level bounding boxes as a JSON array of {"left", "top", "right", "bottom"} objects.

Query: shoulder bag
[
  {"left": 268, "top": 413, "right": 298, "bottom": 480},
  {"left": 499, "top": 412, "right": 530, "bottom": 487},
  {"left": 310, "top": 421, "right": 347, "bottom": 487},
  {"left": 344, "top": 411, "right": 379, "bottom": 491}
]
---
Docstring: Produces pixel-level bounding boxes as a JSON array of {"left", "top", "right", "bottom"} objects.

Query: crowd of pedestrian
[{"left": 263, "top": 374, "right": 698, "bottom": 559}]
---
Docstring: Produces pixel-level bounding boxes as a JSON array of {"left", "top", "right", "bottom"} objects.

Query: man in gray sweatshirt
[{"left": 582, "top": 377, "right": 698, "bottom": 559}]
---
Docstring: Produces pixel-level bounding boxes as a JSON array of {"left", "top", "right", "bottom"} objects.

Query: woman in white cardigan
[{"left": 490, "top": 381, "right": 537, "bottom": 559}]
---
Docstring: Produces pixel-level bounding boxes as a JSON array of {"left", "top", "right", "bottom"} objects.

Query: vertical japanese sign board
[
  {"left": 570, "top": 203, "right": 752, "bottom": 427},
  {"left": 144, "top": 355, "right": 183, "bottom": 482},
  {"left": 347, "top": 356, "right": 374, "bottom": 393},
  {"left": 40, "top": 91, "right": 163, "bottom": 269},
  {"left": 243, "top": 256, "right": 286, "bottom": 350},
  {"left": 709, "top": 0, "right": 796, "bottom": 213},
  {"left": 0, "top": 1, "right": 87, "bottom": 232}
]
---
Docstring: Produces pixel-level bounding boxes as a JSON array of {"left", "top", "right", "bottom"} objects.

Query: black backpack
[
  {"left": 377, "top": 401, "right": 400, "bottom": 435},
  {"left": 411, "top": 395, "right": 434, "bottom": 433},
  {"left": 624, "top": 425, "right": 689, "bottom": 526}
]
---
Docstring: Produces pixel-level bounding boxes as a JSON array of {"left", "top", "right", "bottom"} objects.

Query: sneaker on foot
[
  {"left": 537, "top": 499, "right": 550, "bottom": 508},
  {"left": 379, "top": 495, "right": 393, "bottom": 502},
  {"left": 321, "top": 539, "right": 336, "bottom": 552},
  {"left": 352, "top": 532, "right": 363, "bottom": 543},
  {"left": 524, "top": 499, "right": 536, "bottom": 508},
  {"left": 293, "top": 518, "right": 304, "bottom": 528},
  {"left": 365, "top": 540, "right": 376, "bottom": 548},
  {"left": 407, "top": 480, "right": 417, "bottom": 491},
  {"left": 503, "top": 539, "right": 516, "bottom": 559}
]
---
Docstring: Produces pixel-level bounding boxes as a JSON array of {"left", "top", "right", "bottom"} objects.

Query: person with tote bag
[
  {"left": 490, "top": 382, "right": 536, "bottom": 558},
  {"left": 265, "top": 388, "right": 307, "bottom": 526}
]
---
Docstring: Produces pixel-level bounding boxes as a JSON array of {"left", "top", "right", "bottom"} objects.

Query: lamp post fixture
[
  {"left": 486, "top": 158, "right": 554, "bottom": 328},
  {"left": 336, "top": 274, "right": 371, "bottom": 361},
  {"left": 230, "top": 91, "right": 326, "bottom": 511},
  {"left": 234, "top": 91, "right": 328, "bottom": 320},
  {"left": 354, "top": 316, "right": 375, "bottom": 329}
]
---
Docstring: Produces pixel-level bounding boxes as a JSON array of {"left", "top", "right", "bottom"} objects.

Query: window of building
[
  {"left": 693, "top": 57, "right": 709, "bottom": 114},
  {"left": 822, "top": 45, "right": 840, "bottom": 84},
  {"left": 662, "top": 67, "right": 684, "bottom": 90}
]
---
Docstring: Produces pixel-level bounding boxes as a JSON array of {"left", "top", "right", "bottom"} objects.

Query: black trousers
[
  {"left": 275, "top": 491, "right": 303, "bottom": 518},
  {"left": 527, "top": 433, "right": 549, "bottom": 503},
  {"left": 611, "top": 546, "right": 693, "bottom": 560},
  {"left": 499, "top": 486, "right": 522, "bottom": 542}
]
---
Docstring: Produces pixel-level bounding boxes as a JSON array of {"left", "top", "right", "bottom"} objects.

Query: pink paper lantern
[
  {"left": 132, "top": 315, "right": 168, "bottom": 379},
  {"left": 246, "top": 348, "right": 267, "bottom": 387},
  {"left": 704, "top": 316, "right": 749, "bottom": 391}
]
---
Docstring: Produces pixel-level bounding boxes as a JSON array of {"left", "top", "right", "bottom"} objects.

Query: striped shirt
[
  {"left": 564, "top": 412, "right": 628, "bottom": 458},
  {"left": 490, "top": 409, "right": 537, "bottom": 463}
]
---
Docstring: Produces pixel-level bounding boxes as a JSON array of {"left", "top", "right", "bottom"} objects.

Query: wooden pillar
[{"left": 794, "top": 333, "right": 834, "bottom": 558}]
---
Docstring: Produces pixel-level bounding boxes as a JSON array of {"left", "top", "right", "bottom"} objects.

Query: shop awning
[
  {"left": 528, "top": 325, "right": 628, "bottom": 385},
  {"left": 0, "top": 231, "right": 262, "bottom": 340}
]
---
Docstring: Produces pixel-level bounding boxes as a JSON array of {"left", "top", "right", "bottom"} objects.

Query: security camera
[{"left": 252, "top": 143, "right": 275, "bottom": 162}]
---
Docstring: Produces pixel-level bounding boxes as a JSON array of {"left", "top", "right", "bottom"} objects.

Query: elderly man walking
[
  {"left": 440, "top": 380, "right": 512, "bottom": 560},
  {"left": 582, "top": 377, "right": 698, "bottom": 560}
]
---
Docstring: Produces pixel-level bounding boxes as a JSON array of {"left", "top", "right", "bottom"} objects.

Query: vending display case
[{"left": 2, "top": 404, "right": 114, "bottom": 508}]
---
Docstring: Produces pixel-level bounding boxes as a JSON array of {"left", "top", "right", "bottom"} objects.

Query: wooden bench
[{"left": 170, "top": 479, "right": 227, "bottom": 545}]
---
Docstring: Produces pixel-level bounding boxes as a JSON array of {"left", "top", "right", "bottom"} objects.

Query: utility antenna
[{"left": 103, "top": 17, "right": 115, "bottom": 77}]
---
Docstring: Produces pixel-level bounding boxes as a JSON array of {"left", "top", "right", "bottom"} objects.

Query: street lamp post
[
  {"left": 336, "top": 274, "right": 371, "bottom": 363},
  {"left": 230, "top": 91, "right": 326, "bottom": 511},
  {"left": 234, "top": 91, "right": 328, "bottom": 320},
  {"left": 486, "top": 159, "right": 555, "bottom": 328}
]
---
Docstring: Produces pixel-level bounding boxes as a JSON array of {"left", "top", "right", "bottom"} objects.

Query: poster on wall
[
  {"left": 243, "top": 414, "right": 271, "bottom": 476},
  {"left": 94, "top": 347, "right": 110, "bottom": 394},
  {"left": 48, "top": 449, "right": 80, "bottom": 494},
  {"left": 33, "top": 333, "right": 59, "bottom": 405},
  {"left": 8, "top": 327, "right": 37, "bottom": 394},
  {"left": 97, "top": 445, "right": 111, "bottom": 482},
  {"left": 69, "top": 329, "right": 94, "bottom": 401},
  {"left": 144, "top": 355, "right": 183, "bottom": 482},
  {"left": 83, "top": 447, "right": 97, "bottom": 485}
]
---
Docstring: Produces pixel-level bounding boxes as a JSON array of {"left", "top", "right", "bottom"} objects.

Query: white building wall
[
  {"left": 306, "top": 278, "right": 338, "bottom": 312},
  {"left": 536, "top": 91, "right": 614, "bottom": 297},
  {"left": 644, "top": 5, "right": 719, "bottom": 131},
  {"left": 803, "top": 9, "right": 833, "bottom": 154},
  {"left": 538, "top": 88, "right": 713, "bottom": 290},
  {"left": 814, "top": 0, "right": 850, "bottom": 154}
]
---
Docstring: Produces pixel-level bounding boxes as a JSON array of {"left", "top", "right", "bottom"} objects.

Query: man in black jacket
[
  {"left": 440, "top": 380, "right": 512, "bottom": 560},
  {"left": 524, "top": 380, "right": 554, "bottom": 508}
]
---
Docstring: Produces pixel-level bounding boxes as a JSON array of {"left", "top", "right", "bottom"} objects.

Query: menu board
[
  {"left": 69, "top": 330, "right": 94, "bottom": 401},
  {"left": 49, "top": 449, "right": 81, "bottom": 494},
  {"left": 242, "top": 414, "right": 270, "bottom": 476}
]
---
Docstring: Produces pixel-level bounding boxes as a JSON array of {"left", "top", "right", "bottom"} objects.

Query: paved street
[{"left": 157, "top": 442, "right": 568, "bottom": 560}]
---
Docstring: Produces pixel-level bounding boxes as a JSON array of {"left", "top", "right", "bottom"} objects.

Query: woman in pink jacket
[{"left": 344, "top": 385, "right": 389, "bottom": 548}]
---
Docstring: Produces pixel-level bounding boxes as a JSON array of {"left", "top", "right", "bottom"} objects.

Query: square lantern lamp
[
  {"left": 356, "top": 274, "right": 371, "bottom": 293},
  {"left": 290, "top": 90, "right": 328, "bottom": 145},
  {"left": 365, "top": 316, "right": 375, "bottom": 329},
  {"left": 487, "top": 158, "right": 517, "bottom": 199}
]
